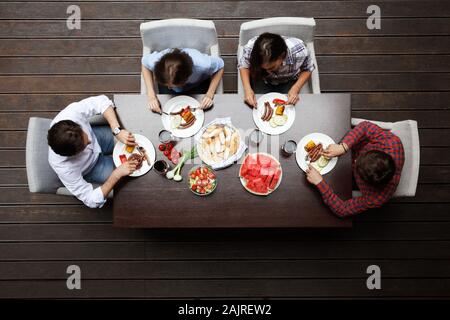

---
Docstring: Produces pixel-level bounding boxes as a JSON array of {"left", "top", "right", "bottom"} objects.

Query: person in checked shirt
[
  {"left": 238, "top": 32, "right": 315, "bottom": 107},
  {"left": 306, "top": 121, "right": 405, "bottom": 217}
]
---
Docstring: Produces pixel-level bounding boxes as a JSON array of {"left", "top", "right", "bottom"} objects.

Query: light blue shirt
[{"left": 142, "top": 48, "right": 224, "bottom": 92}]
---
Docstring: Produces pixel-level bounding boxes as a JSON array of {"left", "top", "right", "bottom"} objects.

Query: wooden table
[{"left": 113, "top": 94, "right": 352, "bottom": 228}]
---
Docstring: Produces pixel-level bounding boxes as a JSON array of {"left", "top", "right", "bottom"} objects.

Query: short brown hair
[
  {"left": 47, "top": 120, "right": 85, "bottom": 156},
  {"left": 356, "top": 150, "right": 396, "bottom": 187},
  {"left": 154, "top": 49, "right": 193, "bottom": 87}
]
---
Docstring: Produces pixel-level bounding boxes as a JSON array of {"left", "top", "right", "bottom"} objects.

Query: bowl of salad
[{"left": 189, "top": 165, "right": 217, "bottom": 196}]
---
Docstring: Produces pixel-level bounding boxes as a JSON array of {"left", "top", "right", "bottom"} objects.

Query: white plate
[
  {"left": 196, "top": 121, "right": 245, "bottom": 169},
  {"left": 161, "top": 95, "right": 204, "bottom": 138},
  {"left": 253, "top": 92, "right": 295, "bottom": 135},
  {"left": 239, "top": 153, "right": 283, "bottom": 196},
  {"left": 112, "top": 133, "right": 156, "bottom": 177},
  {"left": 296, "top": 133, "right": 338, "bottom": 175}
]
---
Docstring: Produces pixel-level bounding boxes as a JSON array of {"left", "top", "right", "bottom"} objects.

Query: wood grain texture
[{"left": 0, "top": 0, "right": 449, "bottom": 299}]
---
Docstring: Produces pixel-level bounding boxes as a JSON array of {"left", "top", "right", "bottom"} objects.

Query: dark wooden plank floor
[{"left": 0, "top": 0, "right": 449, "bottom": 299}]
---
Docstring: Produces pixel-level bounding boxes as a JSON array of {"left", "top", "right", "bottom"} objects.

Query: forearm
[
  {"left": 292, "top": 71, "right": 311, "bottom": 92},
  {"left": 316, "top": 180, "right": 369, "bottom": 217},
  {"left": 102, "top": 106, "right": 120, "bottom": 131},
  {"left": 142, "top": 65, "right": 157, "bottom": 98},
  {"left": 239, "top": 68, "right": 253, "bottom": 91},
  {"left": 206, "top": 69, "right": 224, "bottom": 97},
  {"left": 100, "top": 169, "right": 121, "bottom": 198}
]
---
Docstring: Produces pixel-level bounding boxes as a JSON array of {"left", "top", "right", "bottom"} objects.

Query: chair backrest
[
  {"left": 390, "top": 120, "right": 420, "bottom": 197},
  {"left": 140, "top": 19, "right": 218, "bottom": 54},
  {"left": 351, "top": 118, "right": 420, "bottom": 197},
  {"left": 239, "top": 17, "right": 316, "bottom": 45},
  {"left": 139, "top": 19, "right": 222, "bottom": 94},
  {"left": 26, "top": 117, "right": 62, "bottom": 193},
  {"left": 237, "top": 17, "right": 320, "bottom": 94}
]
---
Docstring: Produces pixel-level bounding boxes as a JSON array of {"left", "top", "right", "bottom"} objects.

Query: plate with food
[
  {"left": 189, "top": 165, "right": 217, "bottom": 196},
  {"left": 161, "top": 95, "right": 204, "bottom": 138},
  {"left": 197, "top": 122, "right": 242, "bottom": 168},
  {"left": 112, "top": 133, "right": 156, "bottom": 177},
  {"left": 239, "top": 153, "right": 282, "bottom": 196},
  {"left": 295, "top": 133, "right": 338, "bottom": 175},
  {"left": 253, "top": 92, "right": 295, "bottom": 135}
]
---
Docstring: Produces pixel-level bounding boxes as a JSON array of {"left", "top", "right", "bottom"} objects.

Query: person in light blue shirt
[{"left": 141, "top": 48, "right": 224, "bottom": 113}]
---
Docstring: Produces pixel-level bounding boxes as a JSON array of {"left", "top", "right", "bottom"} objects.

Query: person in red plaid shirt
[{"left": 306, "top": 121, "right": 405, "bottom": 217}]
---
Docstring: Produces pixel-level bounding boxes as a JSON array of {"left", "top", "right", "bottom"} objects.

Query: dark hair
[
  {"left": 249, "top": 33, "right": 288, "bottom": 79},
  {"left": 47, "top": 120, "right": 85, "bottom": 157},
  {"left": 356, "top": 150, "right": 396, "bottom": 187},
  {"left": 154, "top": 49, "right": 193, "bottom": 87}
]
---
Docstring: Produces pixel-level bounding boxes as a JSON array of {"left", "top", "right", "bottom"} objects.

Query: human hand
[
  {"left": 244, "top": 88, "right": 257, "bottom": 108},
  {"left": 116, "top": 130, "right": 136, "bottom": 146},
  {"left": 306, "top": 164, "right": 323, "bottom": 185},
  {"left": 148, "top": 95, "right": 162, "bottom": 114},
  {"left": 322, "top": 143, "right": 347, "bottom": 158},
  {"left": 287, "top": 86, "right": 300, "bottom": 105},
  {"left": 115, "top": 160, "right": 138, "bottom": 178},
  {"left": 200, "top": 94, "right": 214, "bottom": 109}
]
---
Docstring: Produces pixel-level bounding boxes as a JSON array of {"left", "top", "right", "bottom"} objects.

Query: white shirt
[{"left": 48, "top": 95, "right": 113, "bottom": 208}]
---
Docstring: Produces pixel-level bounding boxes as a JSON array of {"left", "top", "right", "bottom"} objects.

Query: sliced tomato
[
  {"left": 158, "top": 144, "right": 166, "bottom": 151},
  {"left": 119, "top": 154, "right": 127, "bottom": 164},
  {"left": 191, "top": 184, "right": 197, "bottom": 191},
  {"left": 190, "top": 173, "right": 196, "bottom": 179},
  {"left": 208, "top": 171, "right": 216, "bottom": 178}
]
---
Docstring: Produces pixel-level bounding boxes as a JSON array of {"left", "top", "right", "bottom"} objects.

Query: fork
[{"left": 304, "top": 154, "right": 311, "bottom": 167}]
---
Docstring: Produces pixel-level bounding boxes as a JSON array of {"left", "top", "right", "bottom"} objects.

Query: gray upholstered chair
[
  {"left": 351, "top": 118, "right": 420, "bottom": 198},
  {"left": 26, "top": 117, "right": 112, "bottom": 198},
  {"left": 139, "top": 19, "right": 223, "bottom": 94},
  {"left": 237, "top": 17, "right": 321, "bottom": 94}
]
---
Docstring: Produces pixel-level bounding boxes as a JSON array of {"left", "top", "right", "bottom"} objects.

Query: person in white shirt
[{"left": 47, "top": 95, "right": 138, "bottom": 208}]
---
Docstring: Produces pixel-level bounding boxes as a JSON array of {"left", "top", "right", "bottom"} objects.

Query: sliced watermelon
[
  {"left": 266, "top": 174, "right": 275, "bottom": 189},
  {"left": 270, "top": 159, "right": 279, "bottom": 168},
  {"left": 260, "top": 166, "right": 276, "bottom": 177},
  {"left": 240, "top": 153, "right": 282, "bottom": 195},
  {"left": 239, "top": 163, "right": 248, "bottom": 177},
  {"left": 269, "top": 169, "right": 282, "bottom": 189},
  {"left": 252, "top": 177, "right": 263, "bottom": 186},
  {"left": 274, "top": 168, "right": 282, "bottom": 179},
  {"left": 246, "top": 154, "right": 258, "bottom": 166},
  {"left": 250, "top": 167, "right": 260, "bottom": 177},
  {"left": 261, "top": 174, "right": 271, "bottom": 186},
  {"left": 269, "top": 176, "right": 279, "bottom": 190},
  {"left": 258, "top": 185, "right": 268, "bottom": 194},
  {"left": 257, "top": 154, "right": 272, "bottom": 167}
]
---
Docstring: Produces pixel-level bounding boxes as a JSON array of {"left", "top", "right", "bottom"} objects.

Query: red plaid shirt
[{"left": 316, "top": 121, "right": 405, "bottom": 217}]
